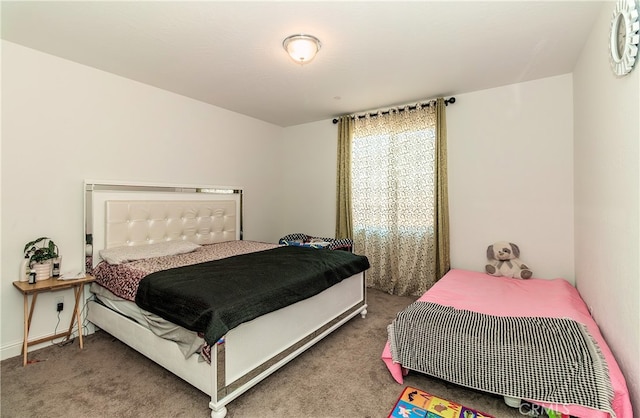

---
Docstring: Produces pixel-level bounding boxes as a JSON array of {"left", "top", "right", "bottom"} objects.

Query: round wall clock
[{"left": 609, "top": 0, "right": 640, "bottom": 76}]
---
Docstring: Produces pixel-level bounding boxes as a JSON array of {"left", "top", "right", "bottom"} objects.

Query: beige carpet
[{"left": 1, "top": 289, "right": 522, "bottom": 418}]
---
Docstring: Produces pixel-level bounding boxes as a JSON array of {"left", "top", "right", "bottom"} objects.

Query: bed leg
[
  {"left": 503, "top": 396, "right": 521, "bottom": 408},
  {"left": 210, "top": 404, "right": 227, "bottom": 418},
  {"left": 360, "top": 304, "right": 368, "bottom": 318}
]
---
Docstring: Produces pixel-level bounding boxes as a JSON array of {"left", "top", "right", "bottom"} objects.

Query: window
[
  {"left": 352, "top": 126, "right": 435, "bottom": 235},
  {"left": 350, "top": 105, "right": 438, "bottom": 296}
]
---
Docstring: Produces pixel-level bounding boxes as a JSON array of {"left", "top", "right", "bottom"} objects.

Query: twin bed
[
  {"left": 83, "top": 181, "right": 631, "bottom": 418},
  {"left": 383, "top": 269, "right": 632, "bottom": 418},
  {"left": 83, "top": 181, "right": 369, "bottom": 418}
]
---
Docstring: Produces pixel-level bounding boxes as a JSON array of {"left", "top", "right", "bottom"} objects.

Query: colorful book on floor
[{"left": 389, "top": 386, "right": 494, "bottom": 418}]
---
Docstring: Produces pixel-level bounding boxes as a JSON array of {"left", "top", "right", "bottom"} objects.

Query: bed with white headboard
[{"left": 84, "top": 181, "right": 368, "bottom": 418}]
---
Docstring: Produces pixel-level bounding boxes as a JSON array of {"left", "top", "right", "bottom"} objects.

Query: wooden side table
[{"left": 12, "top": 274, "right": 95, "bottom": 366}]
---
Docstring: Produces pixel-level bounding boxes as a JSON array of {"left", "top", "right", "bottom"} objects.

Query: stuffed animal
[{"left": 485, "top": 241, "right": 533, "bottom": 279}]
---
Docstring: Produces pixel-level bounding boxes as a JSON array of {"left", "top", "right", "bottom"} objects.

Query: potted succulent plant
[{"left": 23, "top": 237, "right": 59, "bottom": 281}]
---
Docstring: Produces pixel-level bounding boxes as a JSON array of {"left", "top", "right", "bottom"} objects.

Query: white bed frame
[{"left": 83, "top": 181, "right": 367, "bottom": 417}]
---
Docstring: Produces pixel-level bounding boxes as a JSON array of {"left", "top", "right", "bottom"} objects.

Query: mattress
[
  {"left": 381, "top": 269, "right": 632, "bottom": 418},
  {"left": 91, "top": 240, "right": 372, "bottom": 361},
  {"left": 134, "top": 245, "right": 370, "bottom": 346},
  {"left": 91, "top": 240, "right": 280, "bottom": 360},
  {"left": 91, "top": 283, "right": 205, "bottom": 359}
]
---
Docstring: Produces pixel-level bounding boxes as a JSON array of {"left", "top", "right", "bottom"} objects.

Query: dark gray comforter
[{"left": 135, "top": 245, "right": 370, "bottom": 345}]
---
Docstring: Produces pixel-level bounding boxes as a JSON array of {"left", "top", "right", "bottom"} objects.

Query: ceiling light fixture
[{"left": 282, "top": 34, "right": 321, "bottom": 65}]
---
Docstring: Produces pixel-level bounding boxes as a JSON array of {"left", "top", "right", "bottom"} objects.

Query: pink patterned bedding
[
  {"left": 381, "top": 269, "right": 632, "bottom": 418},
  {"left": 93, "top": 240, "right": 279, "bottom": 301}
]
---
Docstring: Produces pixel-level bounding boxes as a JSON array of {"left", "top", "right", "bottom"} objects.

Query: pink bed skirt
[{"left": 381, "top": 269, "right": 632, "bottom": 418}]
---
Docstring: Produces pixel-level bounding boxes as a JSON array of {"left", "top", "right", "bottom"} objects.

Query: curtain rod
[{"left": 331, "top": 97, "right": 456, "bottom": 124}]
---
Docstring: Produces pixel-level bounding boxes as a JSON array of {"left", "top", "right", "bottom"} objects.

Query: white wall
[
  {"left": 0, "top": 41, "right": 284, "bottom": 359},
  {"left": 448, "top": 75, "right": 575, "bottom": 281},
  {"left": 277, "top": 120, "right": 339, "bottom": 239},
  {"left": 573, "top": 2, "right": 639, "bottom": 413},
  {"left": 280, "top": 75, "right": 576, "bottom": 282}
]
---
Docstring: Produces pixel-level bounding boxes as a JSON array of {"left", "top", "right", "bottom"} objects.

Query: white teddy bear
[{"left": 485, "top": 241, "right": 533, "bottom": 279}]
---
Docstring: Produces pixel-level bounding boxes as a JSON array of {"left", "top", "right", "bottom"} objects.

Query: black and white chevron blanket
[{"left": 388, "top": 302, "right": 615, "bottom": 417}]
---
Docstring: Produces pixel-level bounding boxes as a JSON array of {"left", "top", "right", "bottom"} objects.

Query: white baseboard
[
  {"left": 1, "top": 340, "right": 25, "bottom": 361},
  {"left": 0, "top": 324, "right": 97, "bottom": 362}
]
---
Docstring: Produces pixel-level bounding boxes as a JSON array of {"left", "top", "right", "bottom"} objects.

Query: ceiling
[{"left": 1, "top": 1, "right": 605, "bottom": 127}]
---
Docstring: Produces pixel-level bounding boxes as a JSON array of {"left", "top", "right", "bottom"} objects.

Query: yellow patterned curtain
[
  {"left": 350, "top": 101, "right": 449, "bottom": 296},
  {"left": 435, "top": 98, "right": 451, "bottom": 279},
  {"left": 335, "top": 116, "right": 354, "bottom": 239}
]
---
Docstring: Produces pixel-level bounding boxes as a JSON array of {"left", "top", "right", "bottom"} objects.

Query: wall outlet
[{"left": 56, "top": 296, "right": 64, "bottom": 312}]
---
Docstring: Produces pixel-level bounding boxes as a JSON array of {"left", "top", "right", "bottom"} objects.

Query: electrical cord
[
  {"left": 51, "top": 293, "right": 96, "bottom": 347},
  {"left": 52, "top": 310, "right": 74, "bottom": 347},
  {"left": 63, "top": 293, "right": 95, "bottom": 343},
  {"left": 79, "top": 294, "right": 95, "bottom": 338}
]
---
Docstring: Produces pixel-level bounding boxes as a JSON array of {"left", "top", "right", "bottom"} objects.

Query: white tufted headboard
[
  {"left": 85, "top": 181, "right": 242, "bottom": 268},
  {"left": 105, "top": 200, "right": 237, "bottom": 248}
]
